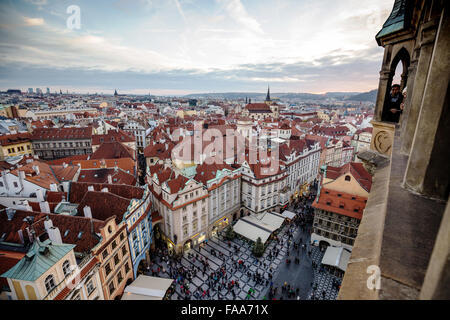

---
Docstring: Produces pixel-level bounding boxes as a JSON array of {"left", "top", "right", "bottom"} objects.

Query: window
[
  {"left": 112, "top": 240, "right": 117, "bottom": 250},
  {"left": 117, "top": 271, "right": 123, "bottom": 284},
  {"left": 62, "top": 260, "right": 71, "bottom": 277},
  {"left": 124, "top": 262, "right": 130, "bottom": 273},
  {"left": 114, "top": 254, "right": 120, "bottom": 265},
  {"left": 345, "top": 175, "right": 351, "bottom": 181},
  {"left": 102, "top": 249, "right": 108, "bottom": 259},
  {"left": 109, "top": 281, "right": 115, "bottom": 295},
  {"left": 121, "top": 246, "right": 127, "bottom": 256},
  {"left": 13, "top": 182, "right": 18, "bottom": 188},
  {"left": 86, "top": 280, "right": 95, "bottom": 296},
  {"left": 45, "top": 275, "right": 56, "bottom": 293},
  {"left": 120, "top": 232, "right": 125, "bottom": 241},
  {"left": 72, "top": 294, "right": 81, "bottom": 300},
  {"left": 105, "top": 263, "right": 112, "bottom": 276}
]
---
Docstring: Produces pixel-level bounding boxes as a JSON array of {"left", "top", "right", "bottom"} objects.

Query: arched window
[
  {"left": 45, "top": 275, "right": 56, "bottom": 293},
  {"left": 62, "top": 260, "right": 71, "bottom": 277},
  {"left": 345, "top": 175, "right": 351, "bottom": 182}
]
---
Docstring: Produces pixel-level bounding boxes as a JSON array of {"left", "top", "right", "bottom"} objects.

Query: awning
[
  {"left": 256, "top": 212, "right": 285, "bottom": 231},
  {"left": 321, "top": 247, "right": 352, "bottom": 272},
  {"left": 233, "top": 219, "right": 271, "bottom": 244},
  {"left": 280, "top": 210, "right": 296, "bottom": 220},
  {"left": 121, "top": 275, "right": 174, "bottom": 300}
]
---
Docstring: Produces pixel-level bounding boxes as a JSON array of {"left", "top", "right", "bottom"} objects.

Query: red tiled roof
[
  {"left": 166, "top": 175, "right": 189, "bottom": 194},
  {"left": 78, "top": 168, "right": 136, "bottom": 185},
  {"left": 69, "top": 182, "right": 144, "bottom": 204},
  {"left": 0, "top": 255, "right": 23, "bottom": 288},
  {"left": 144, "top": 142, "right": 174, "bottom": 159},
  {"left": 312, "top": 188, "right": 367, "bottom": 220},
  {"left": 0, "top": 132, "right": 31, "bottom": 147},
  {"left": 194, "top": 162, "right": 233, "bottom": 186},
  {"left": 73, "top": 158, "right": 135, "bottom": 173},
  {"left": 90, "top": 142, "right": 135, "bottom": 160},
  {"left": 45, "top": 155, "right": 89, "bottom": 166},
  {"left": 326, "top": 162, "right": 372, "bottom": 192},
  {"left": 30, "top": 127, "right": 92, "bottom": 141},
  {"left": 77, "top": 191, "right": 131, "bottom": 224},
  {"left": 245, "top": 103, "right": 272, "bottom": 113},
  {"left": 32, "top": 213, "right": 104, "bottom": 253},
  {"left": 91, "top": 130, "right": 135, "bottom": 146}
]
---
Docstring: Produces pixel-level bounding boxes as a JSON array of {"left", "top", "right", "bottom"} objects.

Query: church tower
[{"left": 265, "top": 85, "right": 271, "bottom": 105}]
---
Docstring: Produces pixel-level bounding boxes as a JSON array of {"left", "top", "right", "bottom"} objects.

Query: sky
[{"left": 0, "top": 0, "right": 395, "bottom": 95}]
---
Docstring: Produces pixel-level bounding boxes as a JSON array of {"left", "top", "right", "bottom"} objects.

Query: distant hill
[
  {"left": 344, "top": 89, "right": 378, "bottom": 102},
  {"left": 184, "top": 90, "right": 377, "bottom": 102}
]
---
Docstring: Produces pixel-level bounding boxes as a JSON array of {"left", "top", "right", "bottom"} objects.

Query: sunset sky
[{"left": 0, "top": 0, "right": 395, "bottom": 95}]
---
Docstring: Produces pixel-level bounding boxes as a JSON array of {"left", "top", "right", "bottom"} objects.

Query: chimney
[
  {"left": 6, "top": 208, "right": 16, "bottom": 221},
  {"left": 107, "top": 175, "right": 112, "bottom": 184},
  {"left": 18, "top": 229, "right": 24, "bottom": 244},
  {"left": 1, "top": 172, "right": 8, "bottom": 191},
  {"left": 36, "top": 189, "right": 44, "bottom": 202},
  {"left": 44, "top": 216, "right": 53, "bottom": 230},
  {"left": 101, "top": 187, "right": 109, "bottom": 193},
  {"left": 48, "top": 226, "right": 63, "bottom": 245},
  {"left": 88, "top": 185, "right": 94, "bottom": 191},
  {"left": 39, "top": 201, "right": 51, "bottom": 213},
  {"left": 50, "top": 183, "right": 58, "bottom": 192},
  {"left": 32, "top": 165, "right": 40, "bottom": 175},
  {"left": 83, "top": 206, "right": 92, "bottom": 219}
]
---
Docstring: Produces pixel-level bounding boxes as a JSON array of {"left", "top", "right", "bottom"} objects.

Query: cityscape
[{"left": 0, "top": 0, "right": 448, "bottom": 306}]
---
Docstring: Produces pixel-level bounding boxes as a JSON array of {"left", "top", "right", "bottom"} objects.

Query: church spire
[{"left": 265, "top": 85, "right": 271, "bottom": 102}]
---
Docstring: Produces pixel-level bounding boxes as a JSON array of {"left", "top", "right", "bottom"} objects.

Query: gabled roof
[
  {"left": 165, "top": 175, "right": 189, "bottom": 194},
  {"left": 90, "top": 141, "right": 135, "bottom": 160},
  {"left": 194, "top": 162, "right": 233, "bottom": 186},
  {"left": 32, "top": 214, "right": 104, "bottom": 254},
  {"left": 326, "top": 162, "right": 372, "bottom": 192},
  {"left": 312, "top": 188, "right": 366, "bottom": 220},
  {"left": 76, "top": 191, "right": 131, "bottom": 224},
  {"left": 1, "top": 239, "right": 75, "bottom": 281}
]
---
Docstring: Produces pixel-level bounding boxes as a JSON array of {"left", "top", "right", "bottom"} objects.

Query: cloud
[
  {"left": 25, "top": 0, "right": 48, "bottom": 6},
  {"left": 216, "top": 0, "right": 263, "bottom": 34},
  {"left": 23, "top": 17, "right": 45, "bottom": 26}
]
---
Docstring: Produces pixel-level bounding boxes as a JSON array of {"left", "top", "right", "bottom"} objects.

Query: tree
[
  {"left": 224, "top": 226, "right": 236, "bottom": 240},
  {"left": 253, "top": 237, "right": 265, "bottom": 257}
]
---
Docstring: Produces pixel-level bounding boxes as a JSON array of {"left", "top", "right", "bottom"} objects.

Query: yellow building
[
  {"left": 0, "top": 132, "right": 33, "bottom": 160},
  {"left": 1, "top": 237, "right": 104, "bottom": 300}
]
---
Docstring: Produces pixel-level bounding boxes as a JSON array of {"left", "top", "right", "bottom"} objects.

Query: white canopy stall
[
  {"left": 232, "top": 212, "right": 285, "bottom": 244},
  {"left": 280, "top": 210, "right": 296, "bottom": 220},
  {"left": 121, "top": 275, "right": 174, "bottom": 300},
  {"left": 321, "top": 246, "right": 352, "bottom": 277}
]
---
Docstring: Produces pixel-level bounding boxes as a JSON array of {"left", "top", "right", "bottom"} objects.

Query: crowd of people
[{"left": 148, "top": 184, "right": 340, "bottom": 301}]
